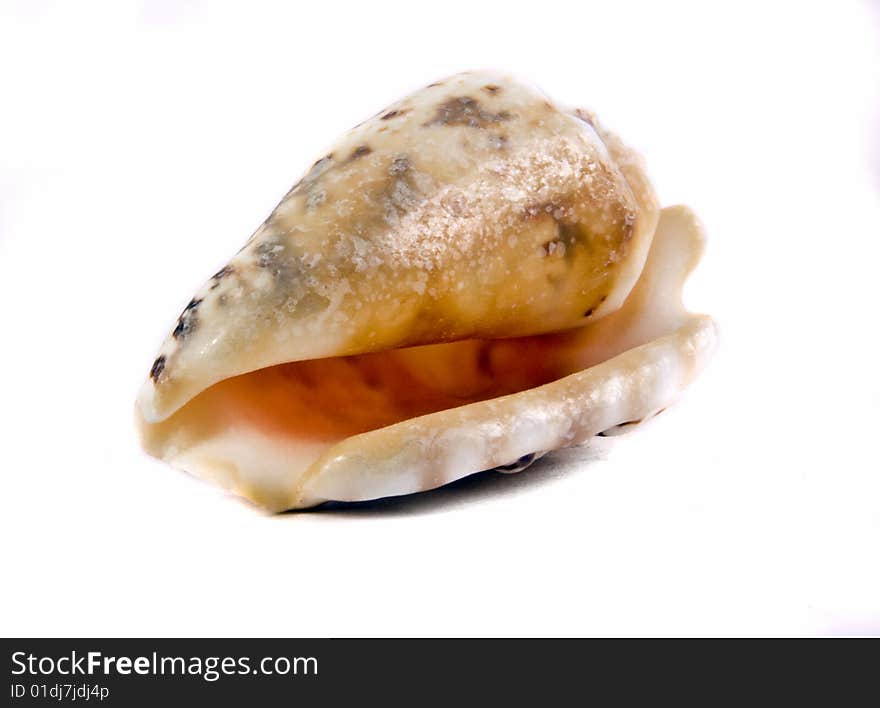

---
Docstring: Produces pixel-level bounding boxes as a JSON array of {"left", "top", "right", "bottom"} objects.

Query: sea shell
[{"left": 136, "top": 71, "right": 717, "bottom": 511}]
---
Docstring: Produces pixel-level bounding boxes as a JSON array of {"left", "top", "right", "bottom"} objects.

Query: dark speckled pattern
[{"left": 423, "top": 96, "right": 511, "bottom": 129}]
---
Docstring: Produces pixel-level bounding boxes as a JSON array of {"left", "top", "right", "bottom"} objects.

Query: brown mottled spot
[
  {"left": 348, "top": 145, "right": 373, "bottom": 162},
  {"left": 380, "top": 109, "right": 410, "bottom": 121},
  {"left": 386, "top": 177, "right": 420, "bottom": 214},
  {"left": 172, "top": 298, "right": 201, "bottom": 339},
  {"left": 289, "top": 154, "right": 334, "bottom": 195},
  {"left": 482, "top": 84, "right": 501, "bottom": 94},
  {"left": 150, "top": 355, "right": 166, "bottom": 382},
  {"left": 389, "top": 155, "right": 411, "bottom": 175},
  {"left": 306, "top": 189, "right": 326, "bottom": 210},
  {"left": 255, "top": 241, "right": 286, "bottom": 276},
  {"left": 423, "top": 96, "right": 511, "bottom": 129},
  {"left": 556, "top": 222, "right": 583, "bottom": 257},
  {"left": 210, "top": 265, "right": 235, "bottom": 289},
  {"left": 427, "top": 81, "right": 444, "bottom": 88},
  {"left": 212, "top": 265, "right": 234, "bottom": 281},
  {"left": 524, "top": 201, "right": 584, "bottom": 265}
]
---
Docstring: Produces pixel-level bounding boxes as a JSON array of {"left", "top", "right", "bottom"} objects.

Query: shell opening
[{"left": 139, "top": 332, "right": 604, "bottom": 495}]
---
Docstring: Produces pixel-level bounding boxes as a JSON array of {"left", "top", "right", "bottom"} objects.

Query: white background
[{"left": 1, "top": 1, "right": 878, "bottom": 637}]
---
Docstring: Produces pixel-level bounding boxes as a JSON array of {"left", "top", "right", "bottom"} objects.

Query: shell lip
[{"left": 137, "top": 380, "right": 162, "bottom": 424}]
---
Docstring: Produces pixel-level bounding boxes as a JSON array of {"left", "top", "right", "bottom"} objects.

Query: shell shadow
[{"left": 289, "top": 442, "right": 609, "bottom": 518}]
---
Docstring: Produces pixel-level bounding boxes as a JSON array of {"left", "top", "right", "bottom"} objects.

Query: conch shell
[{"left": 136, "top": 71, "right": 717, "bottom": 511}]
